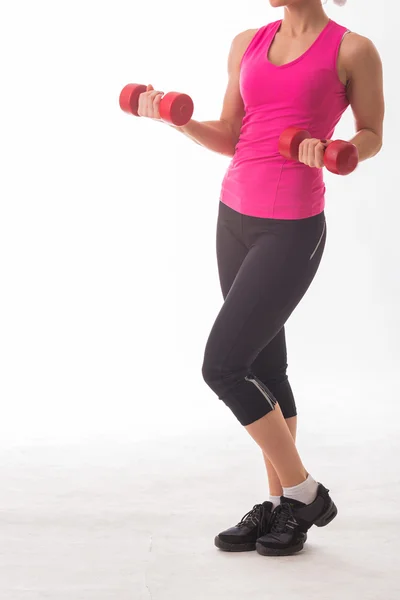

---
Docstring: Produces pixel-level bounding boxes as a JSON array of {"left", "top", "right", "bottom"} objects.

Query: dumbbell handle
[{"left": 279, "top": 127, "right": 359, "bottom": 176}]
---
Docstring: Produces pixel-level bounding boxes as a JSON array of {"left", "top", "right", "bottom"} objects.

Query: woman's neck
[{"left": 281, "top": 2, "right": 329, "bottom": 36}]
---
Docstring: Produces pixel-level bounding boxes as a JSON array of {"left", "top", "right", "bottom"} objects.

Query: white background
[
  {"left": 0, "top": 2, "right": 398, "bottom": 599},
  {"left": 0, "top": 0, "right": 396, "bottom": 446}
]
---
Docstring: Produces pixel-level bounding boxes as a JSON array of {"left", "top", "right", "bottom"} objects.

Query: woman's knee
[
  {"left": 201, "top": 359, "right": 216, "bottom": 387},
  {"left": 202, "top": 357, "right": 247, "bottom": 397}
]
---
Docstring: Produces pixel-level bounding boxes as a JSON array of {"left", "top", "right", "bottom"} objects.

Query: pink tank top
[{"left": 220, "top": 19, "right": 350, "bottom": 219}]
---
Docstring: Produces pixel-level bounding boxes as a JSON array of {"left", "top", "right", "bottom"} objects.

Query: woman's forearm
[
  {"left": 169, "top": 121, "right": 383, "bottom": 164},
  {"left": 348, "top": 128, "right": 383, "bottom": 162},
  {"left": 169, "top": 119, "right": 237, "bottom": 157}
]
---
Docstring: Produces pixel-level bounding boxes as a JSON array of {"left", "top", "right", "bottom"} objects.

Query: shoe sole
[
  {"left": 256, "top": 540, "right": 304, "bottom": 556},
  {"left": 214, "top": 536, "right": 256, "bottom": 552},
  {"left": 255, "top": 500, "right": 338, "bottom": 557}
]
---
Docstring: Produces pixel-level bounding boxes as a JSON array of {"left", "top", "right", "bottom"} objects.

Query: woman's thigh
[
  {"left": 217, "top": 202, "right": 290, "bottom": 383},
  {"left": 207, "top": 208, "right": 326, "bottom": 375}
]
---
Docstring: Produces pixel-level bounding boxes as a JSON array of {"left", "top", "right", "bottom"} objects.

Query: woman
[{"left": 138, "top": 0, "right": 384, "bottom": 556}]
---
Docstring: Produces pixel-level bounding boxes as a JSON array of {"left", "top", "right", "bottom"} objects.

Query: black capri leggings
[{"left": 202, "top": 200, "right": 327, "bottom": 427}]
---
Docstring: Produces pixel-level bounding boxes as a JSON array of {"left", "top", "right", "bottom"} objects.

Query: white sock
[
  {"left": 269, "top": 495, "right": 281, "bottom": 510},
  {"left": 283, "top": 474, "right": 319, "bottom": 506}
]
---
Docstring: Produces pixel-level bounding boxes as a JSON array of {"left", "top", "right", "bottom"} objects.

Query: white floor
[{"left": 1, "top": 427, "right": 399, "bottom": 600}]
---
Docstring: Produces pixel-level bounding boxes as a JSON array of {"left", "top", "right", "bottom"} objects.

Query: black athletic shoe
[
  {"left": 256, "top": 483, "right": 337, "bottom": 556},
  {"left": 215, "top": 501, "right": 274, "bottom": 552}
]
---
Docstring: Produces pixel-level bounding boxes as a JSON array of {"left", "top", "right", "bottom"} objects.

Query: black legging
[{"left": 202, "top": 200, "right": 327, "bottom": 426}]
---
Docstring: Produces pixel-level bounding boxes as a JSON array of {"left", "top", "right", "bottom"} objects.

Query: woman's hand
[
  {"left": 137, "top": 84, "right": 164, "bottom": 120},
  {"left": 298, "top": 138, "right": 333, "bottom": 168}
]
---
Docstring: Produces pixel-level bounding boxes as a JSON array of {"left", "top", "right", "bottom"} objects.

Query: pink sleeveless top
[{"left": 220, "top": 19, "right": 350, "bottom": 219}]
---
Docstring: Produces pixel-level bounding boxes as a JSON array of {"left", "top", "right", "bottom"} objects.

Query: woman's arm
[
  {"left": 299, "top": 34, "right": 384, "bottom": 169},
  {"left": 341, "top": 33, "right": 385, "bottom": 161},
  {"left": 171, "top": 29, "right": 256, "bottom": 156}
]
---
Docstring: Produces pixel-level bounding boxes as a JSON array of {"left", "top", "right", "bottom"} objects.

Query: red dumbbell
[
  {"left": 119, "top": 83, "right": 194, "bottom": 127},
  {"left": 279, "top": 127, "right": 359, "bottom": 175}
]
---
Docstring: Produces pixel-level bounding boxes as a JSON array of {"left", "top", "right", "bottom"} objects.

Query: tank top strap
[
  {"left": 310, "top": 19, "right": 351, "bottom": 72},
  {"left": 240, "top": 21, "right": 281, "bottom": 67}
]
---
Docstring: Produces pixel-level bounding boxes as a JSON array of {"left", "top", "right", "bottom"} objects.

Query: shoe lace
[
  {"left": 237, "top": 503, "right": 270, "bottom": 537},
  {"left": 270, "top": 502, "right": 298, "bottom": 534}
]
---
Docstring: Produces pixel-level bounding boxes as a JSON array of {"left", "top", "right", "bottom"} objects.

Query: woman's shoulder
[
  {"left": 232, "top": 27, "right": 258, "bottom": 49},
  {"left": 339, "top": 30, "right": 381, "bottom": 73},
  {"left": 232, "top": 21, "right": 279, "bottom": 54},
  {"left": 233, "top": 21, "right": 280, "bottom": 43},
  {"left": 340, "top": 30, "right": 380, "bottom": 60}
]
